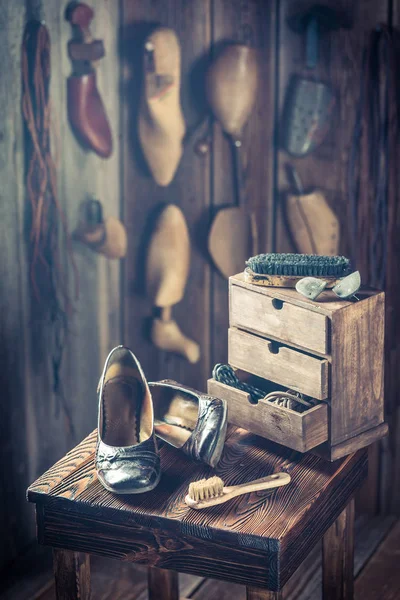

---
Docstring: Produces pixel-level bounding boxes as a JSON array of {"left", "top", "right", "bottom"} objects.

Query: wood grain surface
[
  {"left": 228, "top": 273, "right": 386, "bottom": 461},
  {"left": 120, "top": 0, "right": 276, "bottom": 389},
  {"left": 229, "top": 281, "right": 329, "bottom": 355},
  {"left": 384, "top": 3, "right": 400, "bottom": 516},
  {"left": 246, "top": 588, "right": 280, "bottom": 600},
  {"left": 283, "top": 514, "right": 396, "bottom": 600},
  {"left": 209, "top": 0, "right": 276, "bottom": 367},
  {"left": 121, "top": 0, "right": 212, "bottom": 389},
  {"left": 4, "top": 516, "right": 395, "bottom": 600},
  {"left": 355, "top": 520, "right": 400, "bottom": 600},
  {"left": 230, "top": 273, "right": 361, "bottom": 316},
  {"left": 148, "top": 567, "right": 179, "bottom": 600},
  {"left": 23, "top": 557, "right": 201, "bottom": 600},
  {"left": 330, "top": 293, "right": 385, "bottom": 445},
  {"left": 317, "top": 423, "right": 389, "bottom": 462},
  {"left": 274, "top": 0, "right": 392, "bottom": 513},
  {"left": 0, "top": 0, "right": 34, "bottom": 569},
  {"left": 28, "top": 426, "right": 367, "bottom": 590},
  {"left": 322, "top": 498, "right": 355, "bottom": 600},
  {"left": 228, "top": 328, "right": 329, "bottom": 400},
  {"left": 0, "top": 0, "right": 121, "bottom": 571},
  {"left": 53, "top": 550, "right": 90, "bottom": 600}
]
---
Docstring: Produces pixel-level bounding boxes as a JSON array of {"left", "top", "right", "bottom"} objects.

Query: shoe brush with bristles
[{"left": 185, "top": 473, "right": 291, "bottom": 509}]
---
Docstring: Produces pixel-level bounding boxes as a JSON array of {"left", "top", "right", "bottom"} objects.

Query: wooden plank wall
[
  {"left": 385, "top": 0, "right": 400, "bottom": 516},
  {"left": 0, "top": 0, "right": 121, "bottom": 571},
  {"left": 121, "top": 0, "right": 400, "bottom": 518},
  {"left": 121, "top": 0, "right": 275, "bottom": 390},
  {"left": 275, "top": 0, "right": 395, "bottom": 515}
]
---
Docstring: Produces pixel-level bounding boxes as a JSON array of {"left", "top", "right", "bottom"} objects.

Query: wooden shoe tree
[
  {"left": 153, "top": 387, "right": 199, "bottom": 448},
  {"left": 206, "top": 44, "right": 259, "bottom": 278},
  {"left": 66, "top": 2, "right": 113, "bottom": 158},
  {"left": 74, "top": 199, "right": 127, "bottom": 259},
  {"left": 139, "top": 27, "right": 186, "bottom": 186},
  {"left": 286, "top": 190, "right": 340, "bottom": 255},
  {"left": 146, "top": 204, "right": 200, "bottom": 363},
  {"left": 285, "top": 165, "right": 340, "bottom": 255}
]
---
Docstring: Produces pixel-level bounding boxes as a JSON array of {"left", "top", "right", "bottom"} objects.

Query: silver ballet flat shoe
[
  {"left": 149, "top": 380, "right": 227, "bottom": 468},
  {"left": 96, "top": 346, "right": 161, "bottom": 494}
]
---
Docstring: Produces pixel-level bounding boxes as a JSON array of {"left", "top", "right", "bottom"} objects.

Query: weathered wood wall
[
  {"left": 0, "top": 0, "right": 120, "bottom": 571},
  {"left": 1, "top": 0, "right": 399, "bottom": 578},
  {"left": 274, "top": 0, "right": 397, "bottom": 515},
  {"left": 121, "top": 0, "right": 399, "bottom": 519},
  {"left": 121, "top": 0, "right": 274, "bottom": 390}
]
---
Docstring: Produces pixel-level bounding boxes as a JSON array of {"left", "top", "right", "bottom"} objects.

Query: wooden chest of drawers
[{"left": 208, "top": 273, "right": 388, "bottom": 460}]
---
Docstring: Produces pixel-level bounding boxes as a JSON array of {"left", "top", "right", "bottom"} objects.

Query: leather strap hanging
[{"left": 22, "top": 20, "right": 78, "bottom": 435}]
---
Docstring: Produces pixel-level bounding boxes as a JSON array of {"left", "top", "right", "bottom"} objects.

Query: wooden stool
[{"left": 28, "top": 426, "right": 367, "bottom": 599}]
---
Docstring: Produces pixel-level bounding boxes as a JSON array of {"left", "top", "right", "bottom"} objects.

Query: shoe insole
[
  {"left": 153, "top": 389, "right": 198, "bottom": 449},
  {"left": 154, "top": 422, "right": 192, "bottom": 448},
  {"left": 102, "top": 376, "right": 142, "bottom": 447}
]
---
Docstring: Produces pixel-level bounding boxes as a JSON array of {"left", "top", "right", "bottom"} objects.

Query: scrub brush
[
  {"left": 185, "top": 473, "right": 291, "bottom": 509},
  {"left": 245, "top": 253, "right": 350, "bottom": 288}
]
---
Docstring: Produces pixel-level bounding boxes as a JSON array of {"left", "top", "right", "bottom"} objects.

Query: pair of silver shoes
[{"left": 96, "top": 346, "right": 227, "bottom": 495}]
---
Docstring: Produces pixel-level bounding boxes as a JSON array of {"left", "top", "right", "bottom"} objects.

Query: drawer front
[
  {"left": 230, "top": 284, "right": 329, "bottom": 354},
  {"left": 207, "top": 378, "right": 328, "bottom": 452},
  {"left": 228, "top": 328, "right": 329, "bottom": 400}
]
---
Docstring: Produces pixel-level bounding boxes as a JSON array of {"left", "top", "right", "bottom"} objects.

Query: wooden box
[{"left": 208, "top": 273, "right": 388, "bottom": 461}]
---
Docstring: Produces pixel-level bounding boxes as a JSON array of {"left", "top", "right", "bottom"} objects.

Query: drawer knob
[
  {"left": 268, "top": 341, "right": 280, "bottom": 354},
  {"left": 272, "top": 298, "right": 284, "bottom": 310}
]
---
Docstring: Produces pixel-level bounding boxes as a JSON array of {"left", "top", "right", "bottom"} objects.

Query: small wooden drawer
[
  {"left": 228, "top": 327, "right": 329, "bottom": 400},
  {"left": 224, "top": 273, "right": 387, "bottom": 460},
  {"left": 230, "top": 282, "right": 329, "bottom": 354},
  {"left": 207, "top": 378, "right": 328, "bottom": 453}
]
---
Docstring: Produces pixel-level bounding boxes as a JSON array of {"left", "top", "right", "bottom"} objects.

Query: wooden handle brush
[{"left": 185, "top": 473, "right": 291, "bottom": 509}]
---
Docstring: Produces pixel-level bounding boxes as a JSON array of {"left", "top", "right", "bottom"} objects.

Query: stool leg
[
  {"left": 322, "top": 497, "right": 355, "bottom": 600},
  {"left": 246, "top": 588, "right": 282, "bottom": 599},
  {"left": 53, "top": 549, "right": 90, "bottom": 600},
  {"left": 148, "top": 567, "right": 179, "bottom": 600}
]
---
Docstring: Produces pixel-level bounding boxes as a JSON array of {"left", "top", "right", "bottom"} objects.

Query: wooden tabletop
[{"left": 28, "top": 426, "right": 367, "bottom": 590}]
